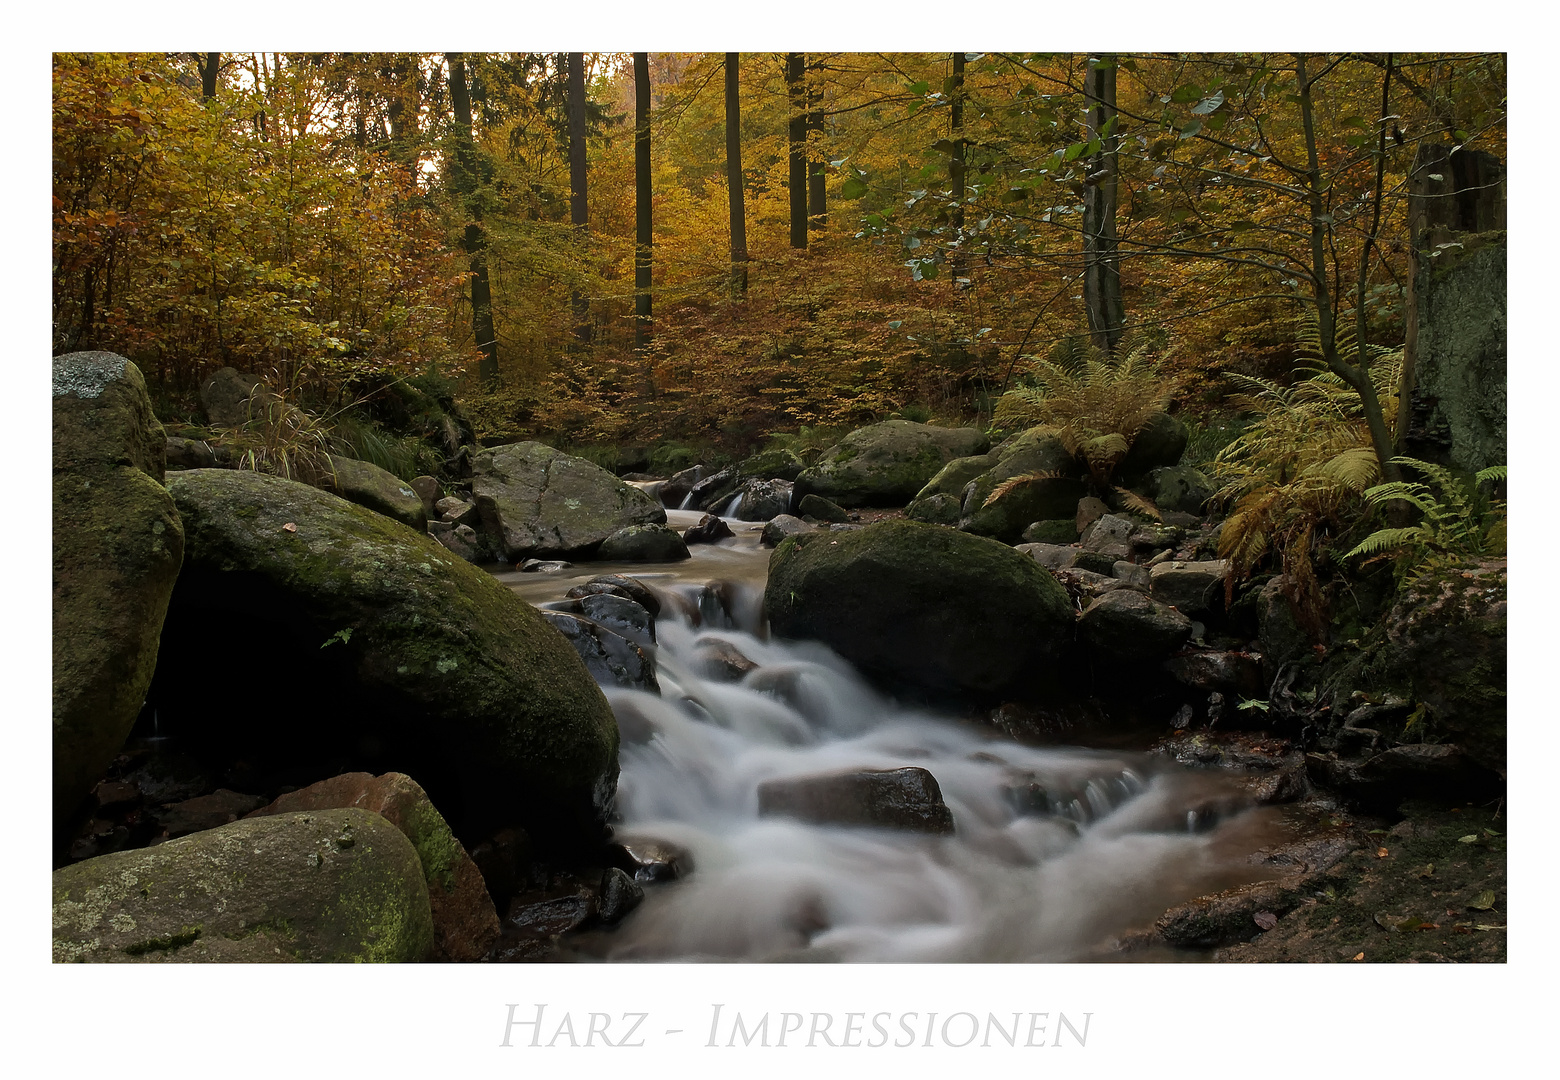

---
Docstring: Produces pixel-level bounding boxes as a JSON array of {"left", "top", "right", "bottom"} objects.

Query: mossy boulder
[
  {"left": 1116, "top": 411, "right": 1189, "bottom": 483},
  {"left": 598, "top": 523, "right": 691, "bottom": 562},
  {"left": 324, "top": 454, "right": 427, "bottom": 530},
  {"left": 249, "top": 772, "right": 499, "bottom": 962},
  {"left": 912, "top": 452, "right": 998, "bottom": 502},
  {"left": 53, "top": 808, "right": 433, "bottom": 962},
  {"left": 957, "top": 427, "right": 1087, "bottom": 543},
  {"left": 53, "top": 352, "right": 185, "bottom": 830},
  {"left": 153, "top": 469, "right": 619, "bottom": 850},
  {"left": 1078, "top": 590, "right": 1193, "bottom": 662},
  {"left": 764, "top": 519, "right": 1074, "bottom": 699},
  {"left": 471, "top": 441, "right": 666, "bottom": 560},
  {"left": 736, "top": 447, "right": 805, "bottom": 482},
  {"left": 793, "top": 420, "right": 990, "bottom": 507}
]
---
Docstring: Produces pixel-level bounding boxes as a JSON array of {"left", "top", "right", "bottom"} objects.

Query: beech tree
[
  {"left": 446, "top": 53, "right": 499, "bottom": 384},
  {"left": 567, "top": 51, "right": 591, "bottom": 337},
  {"left": 634, "top": 52, "right": 652, "bottom": 354},
  {"left": 786, "top": 52, "right": 808, "bottom": 248},
  {"left": 726, "top": 52, "right": 749, "bottom": 295}
]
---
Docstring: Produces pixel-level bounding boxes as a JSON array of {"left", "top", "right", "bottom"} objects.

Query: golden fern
[
  {"left": 1344, "top": 457, "right": 1507, "bottom": 584},
  {"left": 982, "top": 470, "right": 1064, "bottom": 508}
]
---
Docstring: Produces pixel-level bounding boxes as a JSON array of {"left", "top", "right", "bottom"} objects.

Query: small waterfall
[
  {"left": 713, "top": 490, "right": 744, "bottom": 519},
  {"left": 558, "top": 578, "right": 1285, "bottom": 963}
]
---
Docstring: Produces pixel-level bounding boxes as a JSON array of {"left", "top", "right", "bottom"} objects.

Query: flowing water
[{"left": 495, "top": 510, "right": 1288, "bottom": 962}]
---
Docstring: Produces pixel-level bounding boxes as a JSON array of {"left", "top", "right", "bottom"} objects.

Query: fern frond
[
  {"left": 1344, "top": 527, "right": 1430, "bottom": 561},
  {"left": 982, "top": 470, "right": 1061, "bottom": 508},
  {"left": 1113, "top": 487, "right": 1163, "bottom": 521},
  {"left": 1475, "top": 465, "right": 1508, "bottom": 485},
  {"left": 1308, "top": 447, "right": 1380, "bottom": 491}
]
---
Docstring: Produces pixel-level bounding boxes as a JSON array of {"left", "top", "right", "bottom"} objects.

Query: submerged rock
[
  {"left": 682, "top": 513, "right": 735, "bottom": 544},
  {"left": 793, "top": 420, "right": 989, "bottom": 508},
  {"left": 471, "top": 441, "right": 665, "bottom": 560},
  {"left": 542, "top": 611, "right": 660, "bottom": 694},
  {"left": 154, "top": 469, "right": 619, "bottom": 851},
  {"left": 53, "top": 351, "right": 185, "bottom": 831},
  {"left": 765, "top": 519, "right": 1074, "bottom": 699},
  {"left": 757, "top": 767, "right": 956, "bottom": 834},
  {"left": 249, "top": 771, "right": 500, "bottom": 963},
  {"left": 52, "top": 808, "right": 433, "bottom": 962}
]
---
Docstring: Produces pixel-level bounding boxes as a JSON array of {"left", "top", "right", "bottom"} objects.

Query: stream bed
[{"left": 493, "top": 511, "right": 1292, "bottom": 961}]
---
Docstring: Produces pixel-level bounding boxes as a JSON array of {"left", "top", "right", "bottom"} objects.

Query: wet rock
[
  {"left": 579, "top": 574, "right": 662, "bottom": 620},
  {"left": 683, "top": 513, "right": 735, "bottom": 544},
  {"left": 1306, "top": 744, "right": 1500, "bottom": 808},
  {"left": 691, "top": 637, "right": 760, "bottom": 682},
  {"left": 154, "top": 788, "right": 268, "bottom": 839},
  {"left": 504, "top": 886, "right": 596, "bottom": 941},
  {"left": 1149, "top": 559, "right": 1230, "bottom": 619},
  {"left": 156, "top": 469, "right": 619, "bottom": 850},
  {"left": 1078, "top": 590, "right": 1193, "bottom": 661},
  {"left": 249, "top": 771, "right": 500, "bottom": 962},
  {"left": 794, "top": 420, "right": 990, "bottom": 508},
  {"left": 597, "top": 867, "right": 645, "bottom": 924},
  {"left": 1051, "top": 566, "right": 1127, "bottom": 605},
  {"left": 471, "top": 441, "right": 666, "bottom": 560},
  {"left": 1155, "top": 878, "right": 1307, "bottom": 948},
  {"left": 574, "top": 593, "right": 656, "bottom": 648},
  {"left": 728, "top": 478, "right": 795, "bottom": 521},
  {"left": 796, "top": 493, "right": 849, "bottom": 522},
  {"left": 765, "top": 520, "right": 1074, "bottom": 699},
  {"left": 660, "top": 465, "right": 714, "bottom": 509},
  {"left": 53, "top": 808, "right": 433, "bottom": 962},
  {"left": 598, "top": 523, "right": 691, "bottom": 562},
  {"left": 541, "top": 612, "right": 659, "bottom": 694},
  {"left": 54, "top": 352, "right": 185, "bottom": 830},
  {"left": 93, "top": 780, "right": 142, "bottom": 812},
  {"left": 611, "top": 836, "right": 695, "bottom": 881},
  {"left": 518, "top": 557, "right": 572, "bottom": 572},
  {"left": 757, "top": 767, "right": 956, "bottom": 834},
  {"left": 1079, "top": 514, "right": 1137, "bottom": 561},
  {"left": 761, "top": 514, "right": 816, "bottom": 547},
  {"left": 686, "top": 465, "right": 742, "bottom": 513},
  {"left": 1162, "top": 650, "right": 1264, "bottom": 697}
]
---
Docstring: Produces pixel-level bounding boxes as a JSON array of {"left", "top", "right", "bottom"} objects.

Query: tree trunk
[
  {"left": 447, "top": 53, "right": 499, "bottom": 384},
  {"left": 725, "top": 53, "right": 749, "bottom": 295},
  {"left": 949, "top": 52, "right": 966, "bottom": 284},
  {"left": 806, "top": 57, "right": 826, "bottom": 230},
  {"left": 567, "top": 52, "right": 592, "bottom": 340},
  {"left": 197, "top": 53, "right": 220, "bottom": 101},
  {"left": 634, "top": 52, "right": 653, "bottom": 358},
  {"left": 1082, "top": 57, "right": 1125, "bottom": 355},
  {"left": 386, "top": 55, "right": 418, "bottom": 185},
  {"left": 786, "top": 52, "right": 808, "bottom": 249}
]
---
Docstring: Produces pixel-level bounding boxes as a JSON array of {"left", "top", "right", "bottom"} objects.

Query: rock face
[
  {"left": 471, "top": 441, "right": 666, "bottom": 560},
  {"left": 154, "top": 469, "right": 619, "bottom": 850},
  {"left": 323, "top": 455, "right": 427, "bottom": 530},
  {"left": 248, "top": 772, "right": 500, "bottom": 963},
  {"left": 52, "top": 808, "right": 433, "bottom": 962},
  {"left": 793, "top": 420, "right": 990, "bottom": 507},
  {"left": 53, "top": 352, "right": 186, "bottom": 829},
  {"left": 757, "top": 767, "right": 955, "bottom": 833},
  {"left": 1078, "top": 590, "right": 1193, "bottom": 662},
  {"left": 764, "top": 519, "right": 1074, "bottom": 699}
]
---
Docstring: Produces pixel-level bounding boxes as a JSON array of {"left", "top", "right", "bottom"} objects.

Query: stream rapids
[{"left": 495, "top": 509, "right": 1288, "bottom": 962}]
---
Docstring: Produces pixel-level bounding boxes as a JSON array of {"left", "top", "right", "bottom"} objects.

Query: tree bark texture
[
  {"left": 447, "top": 53, "right": 499, "bottom": 384},
  {"left": 949, "top": 52, "right": 966, "bottom": 283},
  {"left": 725, "top": 53, "right": 749, "bottom": 294},
  {"left": 1082, "top": 59, "right": 1125, "bottom": 356},
  {"left": 786, "top": 52, "right": 808, "bottom": 249},
  {"left": 806, "top": 57, "right": 826, "bottom": 230},
  {"left": 567, "top": 52, "right": 592, "bottom": 339},
  {"left": 634, "top": 52, "right": 653, "bottom": 355}
]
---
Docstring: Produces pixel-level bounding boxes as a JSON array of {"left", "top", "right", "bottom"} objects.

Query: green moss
[
  {"left": 123, "top": 925, "right": 203, "bottom": 955},
  {"left": 401, "top": 799, "right": 463, "bottom": 895}
]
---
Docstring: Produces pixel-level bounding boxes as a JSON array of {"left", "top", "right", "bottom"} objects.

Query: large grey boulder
[
  {"left": 598, "top": 523, "right": 690, "bottom": 562},
  {"left": 953, "top": 427, "right": 1087, "bottom": 544},
  {"left": 471, "top": 441, "right": 665, "bottom": 560},
  {"left": 53, "top": 352, "right": 185, "bottom": 830},
  {"left": 155, "top": 469, "right": 620, "bottom": 849},
  {"left": 1150, "top": 559, "right": 1230, "bottom": 619},
  {"left": 53, "top": 808, "right": 433, "bottom": 962},
  {"left": 764, "top": 519, "right": 1074, "bottom": 699},
  {"left": 793, "top": 420, "right": 990, "bottom": 507}
]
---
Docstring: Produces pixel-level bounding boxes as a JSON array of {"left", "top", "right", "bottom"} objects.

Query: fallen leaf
[
  {"left": 1254, "top": 910, "right": 1278, "bottom": 931},
  {"left": 1376, "top": 847, "right": 1390, "bottom": 858},
  {"left": 282, "top": 522, "right": 298, "bottom": 533},
  {"left": 1468, "top": 890, "right": 1497, "bottom": 911},
  {"left": 1374, "top": 913, "right": 1423, "bottom": 933},
  {"left": 1474, "top": 924, "right": 1506, "bottom": 932},
  {"left": 1352, "top": 952, "right": 1365, "bottom": 960},
  {"left": 1417, "top": 863, "right": 1435, "bottom": 878},
  {"left": 1457, "top": 834, "right": 1478, "bottom": 844}
]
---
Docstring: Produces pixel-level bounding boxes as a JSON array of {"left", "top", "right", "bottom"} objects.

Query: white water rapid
[{"left": 497, "top": 510, "right": 1287, "bottom": 962}]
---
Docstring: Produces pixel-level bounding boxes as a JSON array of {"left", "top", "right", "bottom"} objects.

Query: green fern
[{"left": 1345, "top": 456, "right": 1507, "bottom": 584}]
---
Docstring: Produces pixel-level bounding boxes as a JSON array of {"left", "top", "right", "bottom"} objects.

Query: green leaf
[
  {"left": 1170, "top": 83, "right": 1203, "bottom": 104},
  {"left": 842, "top": 177, "right": 869, "bottom": 200},
  {"left": 1191, "top": 91, "right": 1225, "bottom": 115},
  {"left": 1468, "top": 890, "right": 1497, "bottom": 911},
  {"left": 1457, "top": 834, "right": 1479, "bottom": 844},
  {"left": 1179, "top": 119, "right": 1203, "bottom": 139}
]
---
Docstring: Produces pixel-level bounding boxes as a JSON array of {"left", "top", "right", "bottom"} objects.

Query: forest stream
[{"left": 494, "top": 509, "right": 1292, "bottom": 961}]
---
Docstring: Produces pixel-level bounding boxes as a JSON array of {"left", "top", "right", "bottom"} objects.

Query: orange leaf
[
  {"left": 282, "top": 522, "right": 298, "bottom": 533},
  {"left": 1352, "top": 952, "right": 1365, "bottom": 961},
  {"left": 1376, "top": 847, "right": 1389, "bottom": 858}
]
